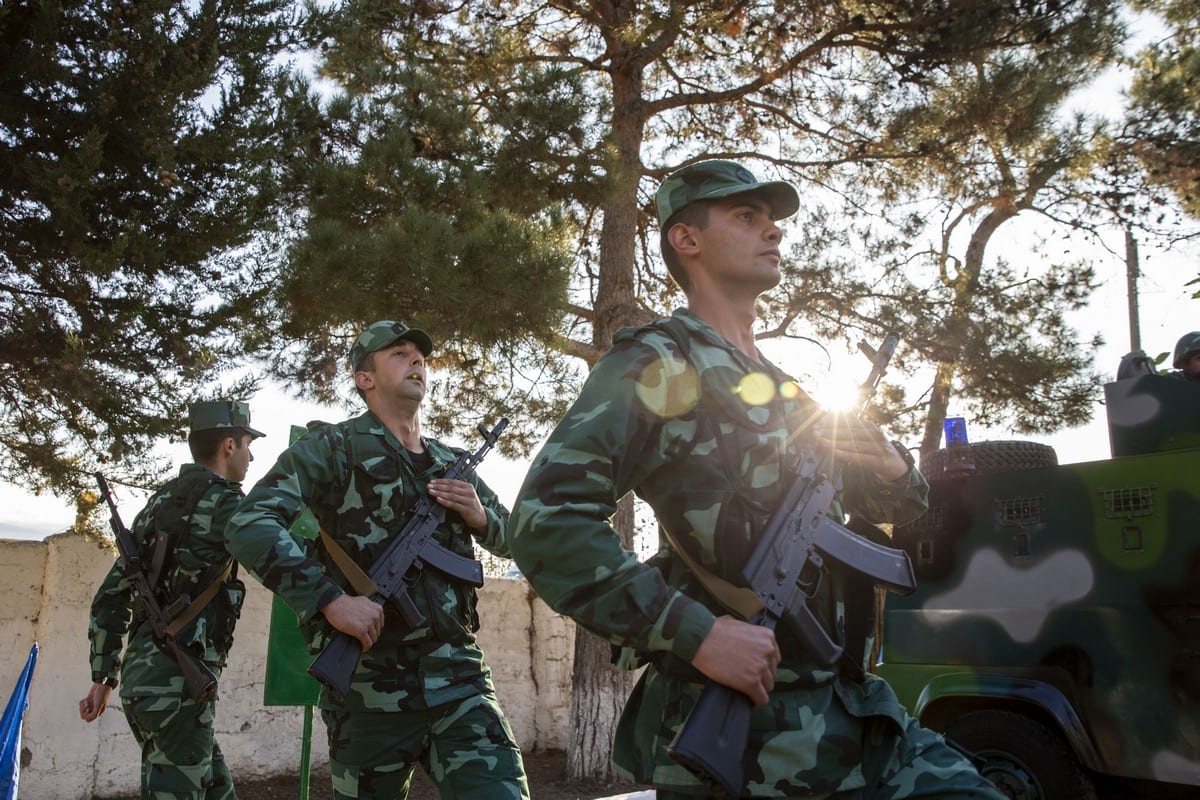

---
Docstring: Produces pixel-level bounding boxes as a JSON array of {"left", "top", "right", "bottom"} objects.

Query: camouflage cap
[
  {"left": 654, "top": 160, "right": 800, "bottom": 226},
  {"left": 348, "top": 320, "right": 434, "bottom": 371},
  {"left": 188, "top": 400, "right": 265, "bottom": 439},
  {"left": 1173, "top": 331, "right": 1200, "bottom": 367}
]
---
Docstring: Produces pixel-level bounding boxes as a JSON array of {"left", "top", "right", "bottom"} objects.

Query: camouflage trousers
[
  {"left": 616, "top": 665, "right": 1005, "bottom": 799},
  {"left": 122, "top": 694, "right": 236, "bottom": 800},
  {"left": 654, "top": 714, "right": 1003, "bottom": 800},
  {"left": 321, "top": 689, "right": 530, "bottom": 800}
]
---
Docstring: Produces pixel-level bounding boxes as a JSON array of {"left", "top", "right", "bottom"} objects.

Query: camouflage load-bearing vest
[
  {"left": 132, "top": 470, "right": 243, "bottom": 658},
  {"left": 620, "top": 315, "right": 873, "bottom": 674},
  {"left": 628, "top": 316, "right": 821, "bottom": 576},
  {"left": 304, "top": 419, "right": 483, "bottom": 646}
]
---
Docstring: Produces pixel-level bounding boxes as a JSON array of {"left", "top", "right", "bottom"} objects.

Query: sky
[{"left": 1, "top": 221, "right": 1194, "bottom": 543}]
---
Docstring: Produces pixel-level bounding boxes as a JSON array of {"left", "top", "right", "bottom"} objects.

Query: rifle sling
[
  {"left": 164, "top": 560, "right": 233, "bottom": 638},
  {"left": 660, "top": 525, "right": 763, "bottom": 621},
  {"left": 147, "top": 530, "right": 171, "bottom": 595},
  {"left": 320, "top": 528, "right": 380, "bottom": 598},
  {"left": 319, "top": 528, "right": 484, "bottom": 596}
]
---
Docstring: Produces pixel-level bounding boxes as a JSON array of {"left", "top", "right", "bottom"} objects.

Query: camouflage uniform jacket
[
  {"left": 88, "top": 464, "right": 246, "bottom": 699},
  {"left": 509, "top": 309, "right": 930, "bottom": 793},
  {"left": 225, "top": 410, "right": 511, "bottom": 712}
]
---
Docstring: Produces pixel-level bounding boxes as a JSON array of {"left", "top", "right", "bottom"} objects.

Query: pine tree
[
  {"left": 1123, "top": 0, "right": 1200, "bottom": 298},
  {"left": 0, "top": 0, "right": 319, "bottom": 498},
  {"left": 795, "top": 11, "right": 1126, "bottom": 456},
  {"left": 265, "top": 36, "right": 586, "bottom": 452},
  {"left": 1126, "top": 0, "right": 1200, "bottom": 220}
]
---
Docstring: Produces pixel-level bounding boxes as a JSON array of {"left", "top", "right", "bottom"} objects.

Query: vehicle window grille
[
  {"left": 901, "top": 505, "right": 944, "bottom": 534},
  {"left": 994, "top": 496, "right": 1043, "bottom": 527},
  {"left": 1100, "top": 487, "right": 1155, "bottom": 519}
]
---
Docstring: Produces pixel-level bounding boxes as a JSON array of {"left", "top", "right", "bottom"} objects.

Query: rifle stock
[
  {"left": 165, "top": 637, "right": 218, "bottom": 702},
  {"left": 94, "top": 472, "right": 218, "bottom": 704},
  {"left": 306, "top": 419, "right": 508, "bottom": 701},
  {"left": 306, "top": 629, "right": 364, "bottom": 701},
  {"left": 667, "top": 678, "right": 755, "bottom": 798}
]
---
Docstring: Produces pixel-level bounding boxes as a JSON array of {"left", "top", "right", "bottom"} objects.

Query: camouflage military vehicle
[{"left": 876, "top": 373, "right": 1200, "bottom": 799}]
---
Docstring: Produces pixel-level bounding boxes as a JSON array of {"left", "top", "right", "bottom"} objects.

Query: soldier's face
[
  {"left": 229, "top": 434, "right": 254, "bottom": 482},
  {"left": 691, "top": 194, "right": 783, "bottom": 292},
  {"left": 1183, "top": 352, "right": 1200, "bottom": 380},
  {"left": 358, "top": 340, "right": 427, "bottom": 403}
]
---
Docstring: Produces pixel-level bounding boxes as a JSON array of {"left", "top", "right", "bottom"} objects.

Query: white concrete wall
[{"left": 0, "top": 533, "right": 574, "bottom": 800}]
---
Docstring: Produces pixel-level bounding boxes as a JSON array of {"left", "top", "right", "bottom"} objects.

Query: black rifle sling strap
[{"left": 146, "top": 528, "right": 172, "bottom": 596}]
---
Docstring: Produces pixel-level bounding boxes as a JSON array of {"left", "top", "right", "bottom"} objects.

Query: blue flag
[{"left": 0, "top": 643, "right": 38, "bottom": 800}]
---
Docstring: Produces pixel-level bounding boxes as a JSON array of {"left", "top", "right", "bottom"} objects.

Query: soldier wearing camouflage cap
[
  {"left": 509, "top": 161, "right": 1003, "bottom": 799},
  {"left": 80, "top": 400, "right": 263, "bottom": 799},
  {"left": 225, "top": 321, "right": 528, "bottom": 800},
  {"left": 1169, "top": 331, "right": 1200, "bottom": 381}
]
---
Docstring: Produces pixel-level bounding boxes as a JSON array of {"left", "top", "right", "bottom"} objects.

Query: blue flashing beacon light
[{"left": 944, "top": 416, "right": 969, "bottom": 448}]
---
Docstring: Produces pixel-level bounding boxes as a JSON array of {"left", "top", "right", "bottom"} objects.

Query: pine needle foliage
[
  {"left": 1125, "top": 0, "right": 1200, "bottom": 220},
  {"left": 786, "top": 1, "right": 1128, "bottom": 452},
  {"left": 266, "top": 9, "right": 587, "bottom": 449},
  {"left": 276, "top": 0, "right": 1133, "bottom": 455},
  {"left": 0, "top": 0, "right": 320, "bottom": 497}
]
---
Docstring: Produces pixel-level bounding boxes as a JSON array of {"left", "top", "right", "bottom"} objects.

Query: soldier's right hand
[
  {"left": 78, "top": 682, "right": 112, "bottom": 722},
  {"left": 691, "top": 615, "right": 781, "bottom": 707},
  {"left": 320, "top": 594, "right": 386, "bottom": 651}
]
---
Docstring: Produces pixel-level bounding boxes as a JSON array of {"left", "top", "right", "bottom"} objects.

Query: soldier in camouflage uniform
[
  {"left": 80, "top": 401, "right": 262, "bottom": 800},
  {"left": 509, "top": 161, "right": 1004, "bottom": 799},
  {"left": 1169, "top": 331, "right": 1200, "bottom": 381},
  {"left": 224, "top": 321, "right": 529, "bottom": 800}
]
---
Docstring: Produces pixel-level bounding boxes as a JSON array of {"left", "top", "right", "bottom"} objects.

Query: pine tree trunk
[
  {"left": 566, "top": 496, "right": 637, "bottom": 781},
  {"left": 920, "top": 205, "right": 1015, "bottom": 457},
  {"left": 565, "top": 41, "right": 647, "bottom": 782}
]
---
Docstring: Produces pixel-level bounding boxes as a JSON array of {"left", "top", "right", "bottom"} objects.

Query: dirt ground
[{"left": 110, "top": 749, "right": 646, "bottom": 800}]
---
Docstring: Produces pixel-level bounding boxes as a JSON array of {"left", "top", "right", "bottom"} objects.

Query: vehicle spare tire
[
  {"left": 944, "top": 709, "right": 1098, "bottom": 800},
  {"left": 920, "top": 440, "right": 1058, "bottom": 480}
]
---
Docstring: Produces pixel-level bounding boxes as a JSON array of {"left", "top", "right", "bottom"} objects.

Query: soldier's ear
[
  {"left": 354, "top": 370, "right": 374, "bottom": 392},
  {"left": 666, "top": 221, "right": 700, "bottom": 258}
]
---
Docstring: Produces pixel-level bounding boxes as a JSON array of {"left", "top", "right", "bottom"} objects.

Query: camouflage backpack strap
[
  {"left": 640, "top": 317, "right": 766, "bottom": 620},
  {"left": 305, "top": 417, "right": 379, "bottom": 594},
  {"left": 155, "top": 472, "right": 233, "bottom": 626},
  {"left": 127, "top": 475, "right": 206, "bottom": 595},
  {"left": 158, "top": 473, "right": 223, "bottom": 560}
]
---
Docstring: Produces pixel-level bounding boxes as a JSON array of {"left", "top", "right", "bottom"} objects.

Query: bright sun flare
[{"left": 808, "top": 371, "right": 864, "bottom": 413}]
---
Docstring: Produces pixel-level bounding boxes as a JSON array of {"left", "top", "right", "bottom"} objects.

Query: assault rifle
[
  {"left": 94, "top": 472, "right": 218, "bottom": 703},
  {"left": 666, "top": 333, "right": 917, "bottom": 797},
  {"left": 308, "top": 418, "right": 507, "bottom": 701}
]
